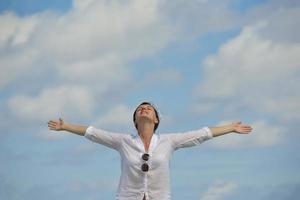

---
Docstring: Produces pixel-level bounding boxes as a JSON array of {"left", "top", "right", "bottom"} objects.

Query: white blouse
[{"left": 84, "top": 126, "right": 213, "bottom": 200}]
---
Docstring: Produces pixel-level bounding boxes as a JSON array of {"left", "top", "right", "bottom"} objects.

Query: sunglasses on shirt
[{"left": 141, "top": 153, "right": 150, "bottom": 172}]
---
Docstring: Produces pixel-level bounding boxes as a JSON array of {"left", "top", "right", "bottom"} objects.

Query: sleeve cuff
[
  {"left": 204, "top": 127, "right": 214, "bottom": 139},
  {"left": 84, "top": 126, "right": 94, "bottom": 137}
]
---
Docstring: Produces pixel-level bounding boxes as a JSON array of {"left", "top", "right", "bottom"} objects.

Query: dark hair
[{"left": 133, "top": 102, "right": 160, "bottom": 132}]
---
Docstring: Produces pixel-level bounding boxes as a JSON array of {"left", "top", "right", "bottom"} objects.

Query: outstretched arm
[
  {"left": 47, "top": 118, "right": 87, "bottom": 136},
  {"left": 209, "top": 121, "right": 252, "bottom": 137}
]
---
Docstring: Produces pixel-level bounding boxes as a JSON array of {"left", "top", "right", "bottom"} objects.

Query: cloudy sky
[{"left": 1, "top": 0, "right": 299, "bottom": 199}]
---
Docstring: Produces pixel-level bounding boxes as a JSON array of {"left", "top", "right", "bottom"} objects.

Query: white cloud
[
  {"left": 193, "top": 20, "right": 300, "bottom": 123},
  {"left": 93, "top": 104, "right": 134, "bottom": 130},
  {"left": 0, "top": 48, "right": 38, "bottom": 89},
  {"left": 0, "top": 0, "right": 175, "bottom": 90},
  {"left": 0, "top": 12, "right": 40, "bottom": 47},
  {"left": 7, "top": 85, "right": 95, "bottom": 122},
  {"left": 209, "top": 120, "right": 285, "bottom": 149},
  {"left": 141, "top": 68, "right": 183, "bottom": 87},
  {"left": 57, "top": 56, "right": 131, "bottom": 88},
  {"left": 40, "top": 0, "right": 173, "bottom": 65},
  {"left": 0, "top": 11, "right": 48, "bottom": 89},
  {"left": 244, "top": 1, "right": 300, "bottom": 43},
  {"left": 162, "top": 0, "right": 237, "bottom": 39},
  {"left": 200, "top": 180, "right": 238, "bottom": 200},
  {"left": 196, "top": 22, "right": 299, "bottom": 97}
]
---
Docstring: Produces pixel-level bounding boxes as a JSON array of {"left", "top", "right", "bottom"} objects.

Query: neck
[{"left": 138, "top": 122, "right": 154, "bottom": 141}]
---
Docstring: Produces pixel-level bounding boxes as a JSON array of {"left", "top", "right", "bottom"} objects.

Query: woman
[{"left": 48, "top": 102, "right": 252, "bottom": 200}]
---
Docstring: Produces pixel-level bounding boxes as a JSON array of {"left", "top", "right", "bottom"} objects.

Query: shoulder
[{"left": 155, "top": 132, "right": 174, "bottom": 141}]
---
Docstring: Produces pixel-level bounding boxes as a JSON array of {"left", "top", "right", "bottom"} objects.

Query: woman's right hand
[{"left": 48, "top": 118, "right": 65, "bottom": 131}]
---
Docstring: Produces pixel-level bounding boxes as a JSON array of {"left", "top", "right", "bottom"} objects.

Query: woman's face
[{"left": 135, "top": 104, "right": 159, "bottom": 126}]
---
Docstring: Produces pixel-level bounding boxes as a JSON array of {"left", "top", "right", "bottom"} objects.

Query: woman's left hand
[{"left": 232, "top": 122, "right": 252, "bottom": 134}]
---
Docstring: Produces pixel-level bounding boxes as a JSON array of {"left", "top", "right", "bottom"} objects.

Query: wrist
[
  {"left": 61, "top": 123, "right": 69, "bottom": 131},
  {"left": 230, "top": 124, "right": 236, "bottom": 132}
]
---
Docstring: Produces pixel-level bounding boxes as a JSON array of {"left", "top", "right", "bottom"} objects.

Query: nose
[{"left": 140, "top": 107, "right": 148, "bottom": 113}]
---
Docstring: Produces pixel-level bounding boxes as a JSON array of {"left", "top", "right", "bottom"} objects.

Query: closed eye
[{"left": 137, "top": 106, "right": 153, "bottom": 111}]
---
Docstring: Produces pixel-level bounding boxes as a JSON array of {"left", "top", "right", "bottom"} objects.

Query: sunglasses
[{"left": 141, "top": 153, "right": 150, "bottom": 172}]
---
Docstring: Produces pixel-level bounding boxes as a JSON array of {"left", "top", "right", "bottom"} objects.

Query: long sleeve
[
  {"left": 168, "top": 127, "right": 213, "bottom": 151},
  {"left": 84, "top": 126, "right": 125, "bottom": 151}
]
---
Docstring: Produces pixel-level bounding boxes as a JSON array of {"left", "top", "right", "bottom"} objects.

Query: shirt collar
[{"left": 131, "top": 132, "right": 159, "bottom": 153}]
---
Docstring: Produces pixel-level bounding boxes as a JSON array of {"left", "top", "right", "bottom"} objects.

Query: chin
[{"left": 138, "top": 115, "right": 152, "bottom": 122}]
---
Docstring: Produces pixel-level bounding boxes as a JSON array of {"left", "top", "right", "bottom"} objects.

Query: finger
[
  {"left": 48, "top": 120, "right": 58, "bottom": 123},
  {"left": 48, "top": 125, "right": 56, "bottom": 129},
  {"left": 48, "top": 122, "right": 57, "bottom": 127},
  {"left": 48, "top": 120, "right": 58, "bottom": 124},
  {"left": 238, "top": 127, "right": 252, "bottom": 132},
  {"left": 242, "top": 126, "right": 252, "bottom": 129},
  {"left": 48, "top": 123, "right": 58, "bottom": 128},
  {"left": 239, "top": 131, "right": 250, "bottom": 134},
  {"left": 242, "top": 129, "right": 252, "bottom": 132},
  {"left": 48, "top": 121, "right": 58, "bottom": 125}
]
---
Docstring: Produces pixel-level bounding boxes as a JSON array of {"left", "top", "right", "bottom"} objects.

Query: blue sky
[{"left": 1, "top": 0, "right": 299, "bottom": 200}]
